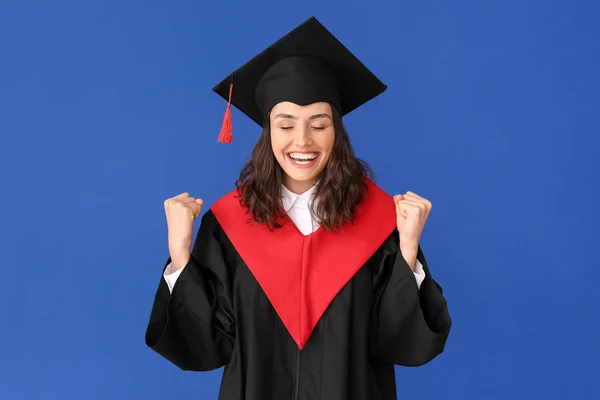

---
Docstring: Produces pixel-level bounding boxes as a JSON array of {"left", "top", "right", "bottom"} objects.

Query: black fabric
[
  {"left": 145, "top": 210, "right": 451, "bottom": 400},
  {"left": 255, "top": 56, "right": 342, "bottom": 119},
  {"left": 212, "top": 16, "right": 388, "bottom": 126}
]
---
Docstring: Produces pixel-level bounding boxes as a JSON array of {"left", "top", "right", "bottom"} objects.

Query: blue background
[{"left": 1, "top": 0, "right": 599, "bottom": 399}]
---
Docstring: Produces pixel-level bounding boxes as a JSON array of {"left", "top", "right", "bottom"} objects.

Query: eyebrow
[{"left": 274, "top": 113, "right": 332, "bottom": 120}]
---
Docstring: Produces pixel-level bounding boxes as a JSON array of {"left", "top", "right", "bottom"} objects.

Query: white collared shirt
[
  {"left": 280, "top": 183, "right": 320, "bottom": 235},
  {"left": 164, "top": 184, "right": 425, "bottom": 292}
]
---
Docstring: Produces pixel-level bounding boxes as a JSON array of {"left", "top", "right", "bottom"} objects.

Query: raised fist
[{"left": 164, "top": 192, "right": 204, "bottom": 270}]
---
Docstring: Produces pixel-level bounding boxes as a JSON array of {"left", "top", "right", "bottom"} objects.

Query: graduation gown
[{"left": 145, "top": 179, "right": 451, "bottom": 400}]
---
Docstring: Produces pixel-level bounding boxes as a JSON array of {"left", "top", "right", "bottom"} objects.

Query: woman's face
[{"left": 270, "top": 101, "right": 335, "bottom": 194}]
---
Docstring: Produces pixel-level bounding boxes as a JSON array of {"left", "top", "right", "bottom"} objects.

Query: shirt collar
[{"left": 281, "top": 182, "right": 318, "bottom": 212}]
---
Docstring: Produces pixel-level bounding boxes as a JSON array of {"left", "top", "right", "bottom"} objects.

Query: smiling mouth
[{"left": 287, "top": 152, "right": 319, "bottom": 165}]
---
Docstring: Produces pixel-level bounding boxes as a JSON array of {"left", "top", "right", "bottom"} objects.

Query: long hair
[{"left": 235, "top": 106, "right": 373, "bottom": 231}]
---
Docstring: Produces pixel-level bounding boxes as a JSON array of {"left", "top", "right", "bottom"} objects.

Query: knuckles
[
  {"left": 396, "top": 199, "right": 432, "bottom": 217},
  {"left": 399, "top": 191, "right": 433, "bottom": 213}
]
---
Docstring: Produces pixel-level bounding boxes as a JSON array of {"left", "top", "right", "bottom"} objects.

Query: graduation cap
[{"left": 212, "top": 16, "right": 387, "bottom": 143}]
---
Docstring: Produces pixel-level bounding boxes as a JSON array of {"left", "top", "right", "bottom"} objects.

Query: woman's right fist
[{"left": 164, "top": 192, "right": 204, "bottom": 270}]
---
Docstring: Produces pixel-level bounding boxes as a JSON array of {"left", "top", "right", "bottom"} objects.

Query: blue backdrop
[{"left": 1, "top": 1, "right": 599, "bottom": 399}]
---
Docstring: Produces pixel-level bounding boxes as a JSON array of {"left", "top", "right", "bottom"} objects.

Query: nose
[{"left": 295, "top": 124, "right": 311, "bottom": 147}]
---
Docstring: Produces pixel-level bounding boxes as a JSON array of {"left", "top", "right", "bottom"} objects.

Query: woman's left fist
[{"left": 393, "top": 191, "right": 432, "bottom": 248}]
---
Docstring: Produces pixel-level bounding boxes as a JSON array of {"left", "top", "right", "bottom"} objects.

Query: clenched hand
[
  {"left": 393, "top": 191, "right": 432, "bottom": 270},
  {"left": 164, "top": 192, "right": 204, "bottom": 271}
]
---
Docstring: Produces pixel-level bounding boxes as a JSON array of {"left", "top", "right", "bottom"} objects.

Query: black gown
[{"left": 145, "top": 181, "right": 451, "bottom": 400}]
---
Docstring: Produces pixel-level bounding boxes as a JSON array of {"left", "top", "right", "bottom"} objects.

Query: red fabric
[{"left": 211, "top": 178, "right": 397, "bottom": 349}]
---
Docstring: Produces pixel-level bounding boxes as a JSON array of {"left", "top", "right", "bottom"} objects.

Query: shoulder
[
  {"left": 199, "top": 187, "right": 238, "bottom": 233},
  {"left": 363, "top": 177, "right": 393, "bottom": 203},
  {"left": 196, "top": 209, "right": 221, "bottom": 240},
  {"left": 197, "top": 208, "right": 240, "bottom": 260},
  {"left": 196, "top": 187, "right": 238, "bottom": 237},
  {"left": 353, "top": 177, "right": 396, "bottom": 231},
  {"left": 210, "top": 187, "right": 242, "bottom": 214},
  {"left": 198, "top": 188, "right": 245, "bottom": 244}
]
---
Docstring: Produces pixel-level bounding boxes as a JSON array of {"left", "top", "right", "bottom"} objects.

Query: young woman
[{"left": 145, "top": 17, "right": 451, "bottom": 400}]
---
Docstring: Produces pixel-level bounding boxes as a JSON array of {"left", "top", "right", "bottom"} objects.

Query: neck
[{"left": 283, "top": 177, "right": 318, "bottom": 194}]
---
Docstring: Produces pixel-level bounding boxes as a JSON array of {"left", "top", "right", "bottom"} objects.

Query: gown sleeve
[
  {"left": 370, "top": 232, "right": 452, "bottom": 366},
  {"left": 145, "top": 210, "right": 235, "bottom": 371}
]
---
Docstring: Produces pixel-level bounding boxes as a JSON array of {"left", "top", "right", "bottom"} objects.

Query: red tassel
[{"left": 218, "top": 83, "right": 233, "bottom": 143}]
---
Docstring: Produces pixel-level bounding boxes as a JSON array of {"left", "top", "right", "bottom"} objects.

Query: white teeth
[
  {"left": 292, "top": 159, "right": 313, "bottom": 165},
  {"left": 289, "top": 152, "right": 318, "bottom": 160}
]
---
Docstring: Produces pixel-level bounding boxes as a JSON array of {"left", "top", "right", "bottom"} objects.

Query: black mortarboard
[{"left": 212, "top": 16, "right": 387, "bottom": 143}]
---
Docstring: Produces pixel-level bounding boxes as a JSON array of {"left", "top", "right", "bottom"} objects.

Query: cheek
[
  {"left": 270, "top": 130, "right": 282, "bottom": 151},
  {"left": 317, "top": 130, "right": 335, "bottom": 154},
  {"left": 270, "top": 130, "right": 289, "bottom": 161}
]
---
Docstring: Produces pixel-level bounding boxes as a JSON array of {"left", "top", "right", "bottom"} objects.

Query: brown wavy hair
[{"left": 235, "top": 106, "right": 373, "bottom": 231}]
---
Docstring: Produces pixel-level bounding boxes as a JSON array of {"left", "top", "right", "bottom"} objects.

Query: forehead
[{"left": 271, "top": 101, "right": 332, "bottom": 117}]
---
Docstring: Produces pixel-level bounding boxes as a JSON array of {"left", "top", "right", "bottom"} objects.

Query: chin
[
  {"left": 281, "top": 168, "right": 323, "bottom": 187},
  {"left": 290, "top": 173, "right": 320, "bottom": 183}
]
